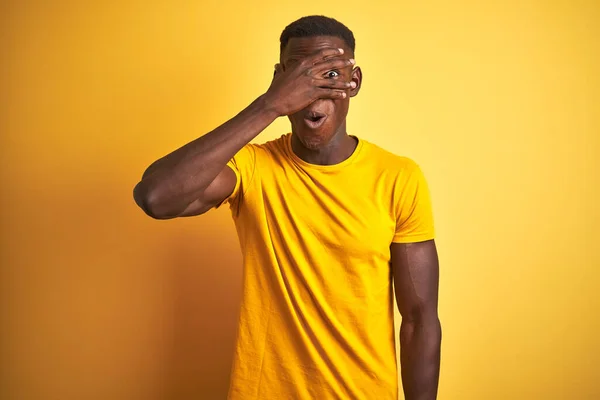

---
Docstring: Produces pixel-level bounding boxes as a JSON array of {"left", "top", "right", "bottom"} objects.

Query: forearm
[
  {"left": 399, "top": 315, "right": 441, "bottom": 400},
  {"left": 135, "top": 94, "right": 278, "bottom": 214}
]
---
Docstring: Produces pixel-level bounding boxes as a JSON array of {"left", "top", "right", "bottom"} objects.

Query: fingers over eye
[
  {"left": 313, "top": 79, "right": 353, "bottom": 89},
  {"left": 317, "top": 88, "right": 347, "bottom": 99}
]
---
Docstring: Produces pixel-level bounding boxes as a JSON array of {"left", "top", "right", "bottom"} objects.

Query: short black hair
[{"left": 280, "top": 15, "right": 355, "bottom": 55}]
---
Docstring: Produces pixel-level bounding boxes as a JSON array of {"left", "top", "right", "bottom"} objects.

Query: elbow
[
  {"left": 400, "top": 308, "right": 442, "bottom": 344},
  {"left": 401, "top": 305, "right": 440, "bottom": 327},
  {"left": 133, "top": 181, "right": 174, "bottom": 220}
]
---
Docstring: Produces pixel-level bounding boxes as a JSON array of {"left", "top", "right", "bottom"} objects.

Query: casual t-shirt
[{"left": 219, "top": 133, "right": 435, "bottom": 400}]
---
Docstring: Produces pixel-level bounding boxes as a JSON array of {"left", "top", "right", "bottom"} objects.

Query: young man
[{"left": 134, "top": 15, "right": 441, "bottom": 400}]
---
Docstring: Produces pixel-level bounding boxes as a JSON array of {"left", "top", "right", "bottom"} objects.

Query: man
[{"left": 134, "top": 15, "right": 441, "bottom": 400}]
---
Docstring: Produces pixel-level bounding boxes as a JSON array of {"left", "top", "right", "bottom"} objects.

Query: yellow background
[{"left": 1, "top": 0, "right": 598, "bottom": 399}]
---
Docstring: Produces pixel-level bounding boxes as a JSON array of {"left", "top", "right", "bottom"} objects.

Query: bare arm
[
  {"left": 391, "top": 240, "right": 441, "bottom": 400},
  {"left": 133, "top": 96, "right": 276, "bottom": 219},
  {"left": 133, "top": 47, "right": 354, "bottom": 219}
]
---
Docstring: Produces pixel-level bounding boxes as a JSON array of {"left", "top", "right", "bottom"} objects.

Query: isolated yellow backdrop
[{"left": 1, "top": 1, "right": 599, "bottom": 399}]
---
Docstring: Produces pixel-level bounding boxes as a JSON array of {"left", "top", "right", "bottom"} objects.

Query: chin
[
  {"left": 298, "top": 135, "right": 326, "bottom": 150},
  {"left": 296, "top": 128, "right": 336, "bottom": 150}
]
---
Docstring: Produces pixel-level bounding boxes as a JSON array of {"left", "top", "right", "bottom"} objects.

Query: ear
[
  {"left": 274, "top": 63, "right": 283, "bottom": 76},
  {"left": 348, "top": 66, "right": 362, "bottom": 98}
]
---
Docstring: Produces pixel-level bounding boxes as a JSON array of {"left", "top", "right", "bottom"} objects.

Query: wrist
[{"left": 256, "top": 92, "right": 282, "bottom": 119}]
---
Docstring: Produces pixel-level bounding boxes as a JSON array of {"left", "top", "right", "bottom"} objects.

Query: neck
[{"left": 291, "top": 126, "right": 358, "bottom": 166}]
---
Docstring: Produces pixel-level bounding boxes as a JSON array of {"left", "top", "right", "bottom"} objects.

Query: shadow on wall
[{"left": 159, "top": 210, "right": 243, "bottom": 399}]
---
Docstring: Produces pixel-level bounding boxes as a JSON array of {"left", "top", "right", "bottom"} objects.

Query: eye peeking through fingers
[{"left": 324, "top": 70, "right": 340, "bottom": 79}]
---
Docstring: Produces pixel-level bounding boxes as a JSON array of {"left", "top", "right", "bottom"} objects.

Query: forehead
[{"left": 281, "top": 35, "right": 352, "bottom": 62}]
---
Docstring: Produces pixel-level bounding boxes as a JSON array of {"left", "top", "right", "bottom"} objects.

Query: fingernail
[
  {"left": 349, "top": 58, "right": 355, "bottom": 64},
  {"left": 342, "top": 92, "right": 347, "bottom": 98},
  {"left": 338, "top": 48, "right": 344, "bottom": 54},
  {"left": 350, "top": 81, "right": 357, "bottom": 88}
]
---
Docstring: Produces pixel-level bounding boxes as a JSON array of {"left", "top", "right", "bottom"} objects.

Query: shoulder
[
  {"left": 360, "top": 138, "right": 422, "bottom": 175},
  {"left": 244, "top": 134, "right": 291, "bottom": 168},
  {"left": 251, "top": 133, "right": 289, "bottom": 157}
]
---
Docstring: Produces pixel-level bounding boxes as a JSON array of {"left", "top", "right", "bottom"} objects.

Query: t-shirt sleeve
[
  {"left": 393, "top": 161, "right": 435, "bottom": 243},
  {"left": 215, "top": 144, "right": 257, "bottom": 209}
]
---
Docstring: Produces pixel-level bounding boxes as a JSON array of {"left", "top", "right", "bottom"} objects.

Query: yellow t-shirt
[{"left": 221, "top": 133, "right": 434, "bottom": 400}]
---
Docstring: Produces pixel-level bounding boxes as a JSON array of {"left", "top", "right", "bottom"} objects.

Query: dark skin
[
  {"left": 133, "top": 35, "right": 441, "bottom": 400},
  {"left": 278, "top": 36, "right": 360, "bottom": 164},
  {"left": 392, "top": 240, "right": 441, "bottom": 400}
]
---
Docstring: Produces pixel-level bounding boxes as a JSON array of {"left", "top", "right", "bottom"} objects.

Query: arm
[
  {"left": 133, "top": 96, "right": 276, "bottom": 219},
  {"left": 133, "top": 47, "right": 354, "bottom": 219},
  {"left": 391, "top": 239, "right": 441, "bottom": 400}
]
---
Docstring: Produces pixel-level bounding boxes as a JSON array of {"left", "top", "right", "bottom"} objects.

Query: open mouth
[{"left": 303, "top": 112, "right": 328, "bottom": 129}]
